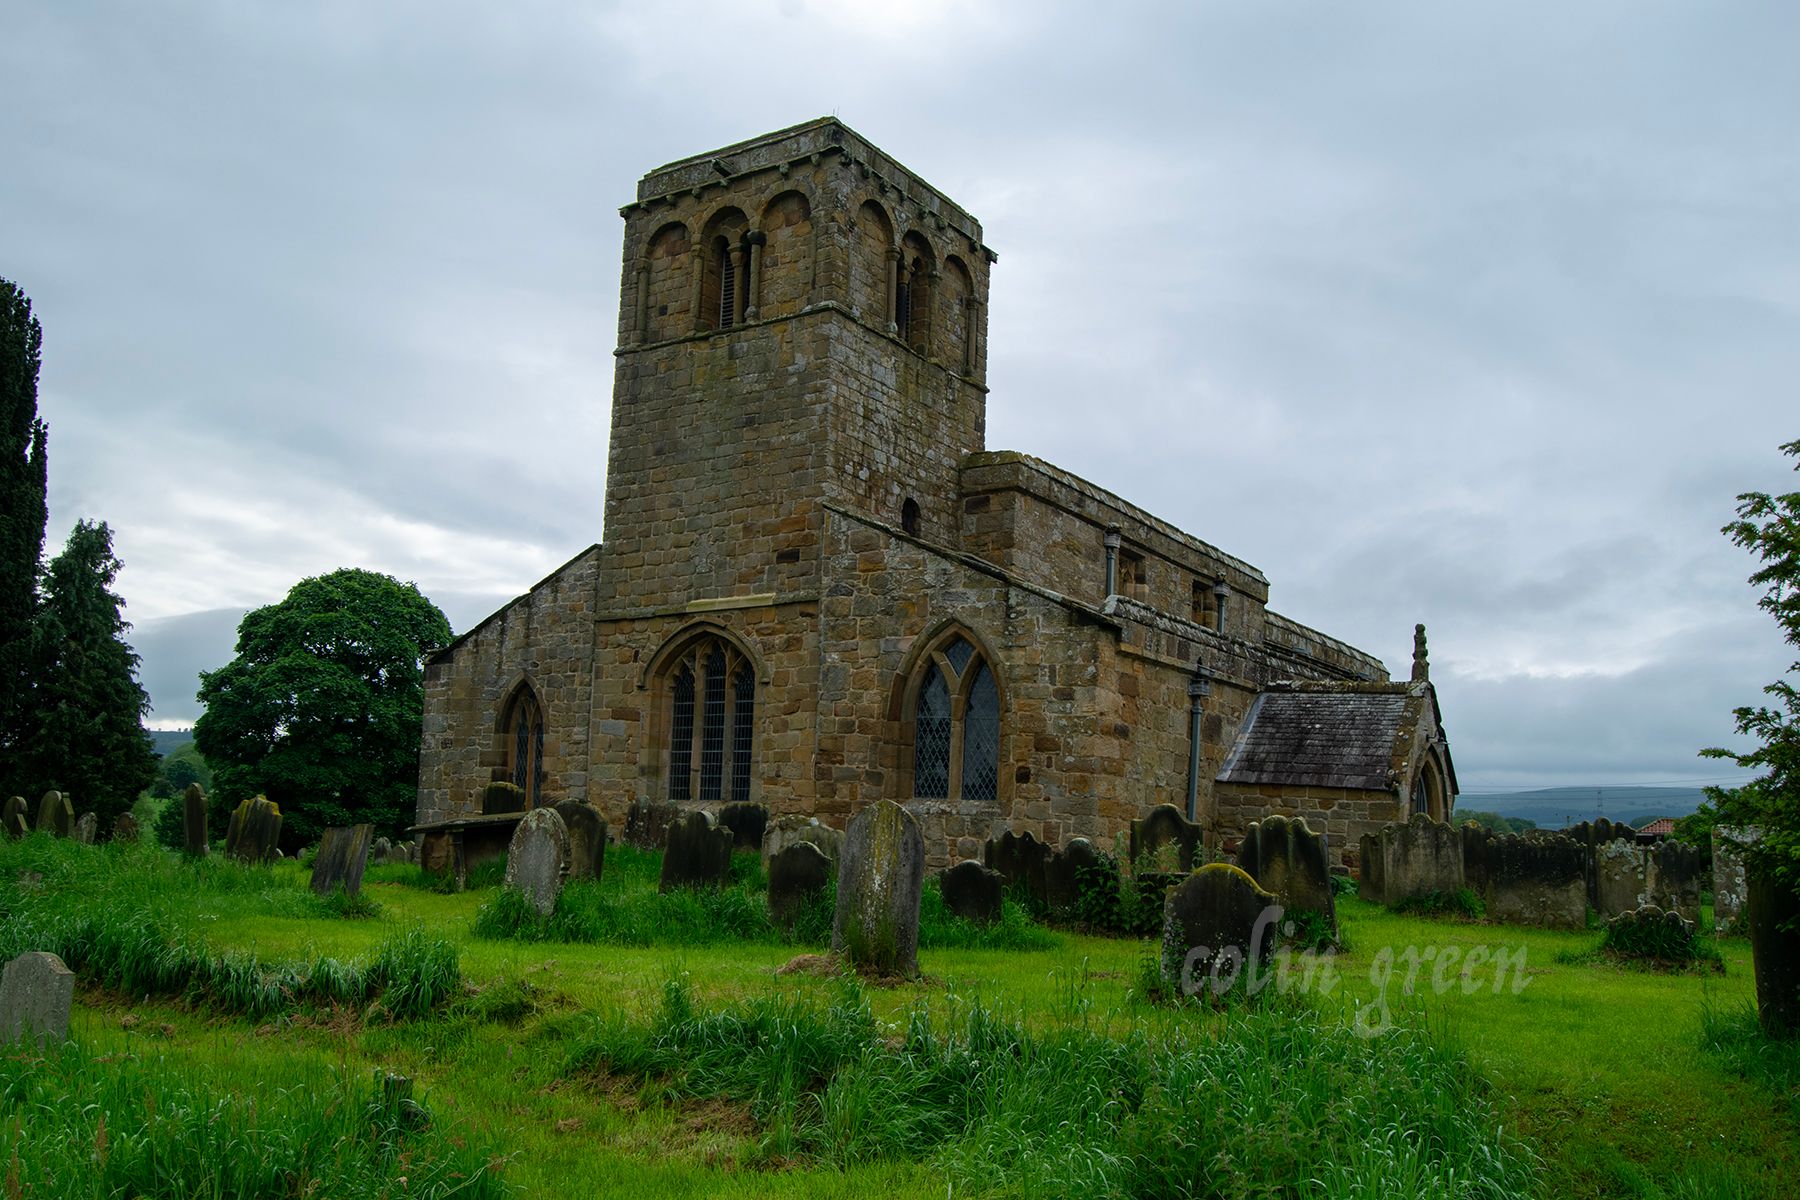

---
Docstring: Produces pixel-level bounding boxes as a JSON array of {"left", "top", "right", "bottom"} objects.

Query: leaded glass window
[
  {"left": 914, "top": 663, "right": 952, "bottom": 798},
  {"left": 963, "top": 664, "right": 999, "bottom": 802},
  {"left": 506, "top": 688, "right": 545, "bottom": 806},
  {"left": 664, "top": 634, "right": 756, "bottom": 804},
  {"left": 669, "top": 666, "right": 695, "bottom": 802},
  {"left": 911, "top": 632, "right": 1002, "bottom": 803},
  {"left": 732, "top": 665, "right": 755, "bottom": 804},
  {"left": 700, "top": 646, "right": 727, "bottom": 801}
]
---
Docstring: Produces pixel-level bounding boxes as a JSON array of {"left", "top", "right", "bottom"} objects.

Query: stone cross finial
[{"left": 1411, "top": 623, "right": 1429, "bottom": 683}]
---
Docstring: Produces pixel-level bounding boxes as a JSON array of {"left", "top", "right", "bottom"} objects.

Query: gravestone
[
  {"left": 72, "top": 812, "right": 98, "bottom": 845},
  {"left": 180, "top": 783, "right": 209, "bottom": 856},
  {"left": 716, "top": 801, "right": 769, "bottom": 852},
  {"left": 35, "top": 791, "right": 72, "bottom": 839},
  {"left": 111, "top": 813, "right": 140, "bottom": 843},
  {"left": 1130, "top": 804, "right": 1204, "bottom": 873},
  {"left": 983, "top": 829, "right": 1049, "bottom": 904},
  {"left": 372, "top": 836, "right": 392, "bottom": 864},
  {"left": 481, "top": 781, "right": 527, "bottom": 815},
  {"left": 1161, "top": 864, "right": 1279, "bottom": 990},
  {"left": 1648, "top": 840, "right": 1706, "bottom": 923},
  {"left": 832, "top": 800, "right": 926, "bottom": 977},
  {"left": 768, "top": 841, "right": 833, "bottom": 930},
  {"left": 1567, "top": 817, "right": 1640, "bottom": 908},
  {"left": 1236, "top": 815, "right": 1335, "bottom": 929},
  {"left": 763, "top": 815, "right": 843, "bottom": 865},
  {"left": 1465, "top": 829, "right": 1586, "bottom": 929},
  {"left": 1714, "top": 826, "right": 1759, "bottom": 935},
  {"left": 659, "top": 809, "right": 734, "bottom": 892},
  {"left": 1358, "top": 813, "right": 1464, "bottom": 905},
  {"left": 225, "top": 796, "right": 283, "bottom": 863},
  {"left": 1043, "top": 837, "right": 1103, "bottom": 914},
  {"left": 310, "top": 824, "right": 375, "bottom": 897},
  {"left": 505, "top": 807, "right": 571, "bottom": 916},
  {"left": 1, "top": 951, "right": 75, "bottom": 1048},
  {"left": 1605, "top": 903, "right": 1700, "bottom": 962},
  {"left": 2, "top": 796, "right": 26, "bottom": 839},
  {"left": 553, "top": 799, "right": 608, "bottom": 883},
  {"left": 939, "top": 860, "right": 1004, "bottom": 925},
  {"left": 626, "top": 798, "right": 681, "bottom": 850},
  {"left": 1593, "top": 839, "right": 1650, "bottom": 917}
]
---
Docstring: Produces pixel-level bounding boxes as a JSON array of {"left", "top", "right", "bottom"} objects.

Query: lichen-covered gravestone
[
  {"left": 35, "top": 791, "right": 72, "bottom": 839},
  {"left": 1162, "top": 864, "right": 1279, "bottom": 993},
  {"left": 482, "top": 781, "right": 527, "bottom": 815},
  {"left": 181, "top": 783, "right": 209, "bottom": 856},
  {"left": 1713, "top": 826, "right": 1759, "bottom": 935},
  {"left": 1465, "top": 830, "right": 1586, "bottom": 930},
  {"left": 111, "top": 812, "right": 140, "bottom": 843},
  {"left": 939, "top": 860, "right": 1004, "bottom": 925},
  {"left": 762, "top": 815, "right": 843, "bottom": 865},
  {"left": 626, "top": 798, "right": 681, "bottom": 850},
  {"left": 1131, "top": 804, "right": 1204, "bottom": 872},
  {"left": 659, "top": 810, "right": 734, "bottom": 892},
  {"left": 225, "top": 796, "right": 283, "bottom": 863},
  {"left": 3, "top": 796, "right": 29, "bottom": 839},
  {"left": 716, "top": 801, "right": 769, "bottom": 852},
  {"left": 768, "top": 841, "right": 833, "bottom": 930},
  {"left": 1, "top": 951, "right": 75, "bottom": 1048},
  {"left": 72, "top": 812, "right": 98, "bottom": 845},
  {"left": 310, "top": 824, "right": 375, "bottom": 897},
  {"left": 832, "top": 800, "right": 926, "bottom": 977},
  {"left": 553, "top": 799, "right": 608, "bottom": 883},
  {"left": 1358, "top": 812, "right": 1464, "bottom": 906},
  {"left": 1593, "top": 839, "right": 1650, "bottom": 917},
  {"left": 1236, "top": 815, "right": 1335, "bottom": 931},
  {"left": 504, "top": 807, "right": 571, "bottom": 916}
]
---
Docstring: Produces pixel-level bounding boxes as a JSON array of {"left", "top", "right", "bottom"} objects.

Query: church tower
[{"left": 600, "top": 118, "right": 995, "bottom": 612}]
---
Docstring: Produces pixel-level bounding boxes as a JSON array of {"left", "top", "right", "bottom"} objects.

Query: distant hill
[
  {"left": 149, "top": 729, "right": 195, "bottom": 758},
  {"left": 1457, "top": 786, "right": 1708, "bottom": 830}
]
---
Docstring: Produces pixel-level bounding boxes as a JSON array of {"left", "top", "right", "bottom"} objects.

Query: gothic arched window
[
  {"left": 910, "top": 633, "right": 1000, "bottom": 803},
  {"left": 504, "top": 686, "right": 545, "bottom": 806},
  {"left": 664, "top": 634, "right": 757, "bottom": 803}
]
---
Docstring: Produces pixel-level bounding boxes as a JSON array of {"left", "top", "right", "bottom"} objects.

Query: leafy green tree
[
  {"left": 149, "top": 741, "right": 212, "bottom": 799},
  {"left": 195, "top": 569, "right": 451, "bottom": 847},
  {"left": 0, "top": 278, "right": 49, "bottom": 788},
  {"left": 28, "top": 520, "right": 157, "bottom": 824}
]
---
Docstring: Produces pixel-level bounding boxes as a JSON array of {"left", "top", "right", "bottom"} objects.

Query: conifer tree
[{"left": 0, "top": 278, "right": 49, "bottom": 787}]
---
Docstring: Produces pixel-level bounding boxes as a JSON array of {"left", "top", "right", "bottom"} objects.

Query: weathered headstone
[
  {"left": 626, "top": 798, "right": 681, "bottom": 850},
  {"left": 1161, "top": 864, "right": 1279, "bottom": 990},
  {"left": 553, "top": 799, "right": 608, "bottom": 883},
  {"left": 1604, "top": 903, "right": 1700, "bottom": 962},
  {"left": 504, "top": 807, "right": 571, "bottom": 916},
  {"left": 482, "top": 781, "right": 527, "bottom": 815},
  {"left": 1566, "top": 817, "right": 1640, "bottom": 908},
  {"left": 1131, "top": 804, "right": 1204, "bottom": 873},
  {"left": 983, "top": 829, "right": 1049, "bottom": 904},
  {"left": 35, "top": 791, "right": 72, "bottom": 839},
  {"left": 1464, "top": 829, "right": 1586, "bottom": 929},
  {"left": 225, "top": 796, "right": 283, "bottom": 864},
  {"left": 832, "top": 800, "right": 926, "bottom": 977},
  {"left": 762, "top": 815, "right": 843, "bottom": 865},
  {"left": 372, "top": 836, "right": 392, "bottom": 864},
  {"left": 768, "top": 841, "right": 833, "bottom": 929},
  {"left": 1714, "top": 826, "right": 1759, "bottom": 935},
  {"left": 1359, "top": 813, "right": 1464, "bottom": 906},
  {"left": 111, "top": 812, "right": 140, "bottom": 843},
  {"left": 939, "top": 860, "right": 1004, "bottom": 925},
  {"left": 2, "top": 796, "right": 26, "bottom": 839},
  {"left": 659, "top": 809, "right": 734, "bottom": 892},
  {"left": 1237, "top": 815, "right": 1335, "bottom": 929},
  {"left": 310, "top": 824, "right": 375, "bottom": 897},
  {"left": 716, "top": 801, "right": 769, "bottom": 852},
  {"left": 1648, "top": 840, "right": 1705, "bottom": 923},
  {"left": 1043, "top": 837, "right": 1104, "bottom": 914},
  {"left": 72, "top": 812, "right": 98, "bottom": 845},
  {"left": 1, "top": 951, "right": 75, "bottom": 1048},
  {"left": 181, "top": 783, "right": 209, "bottom": 856},
  {"left": 1593, "top": 838, "right": 1650, "bottom": 917}
]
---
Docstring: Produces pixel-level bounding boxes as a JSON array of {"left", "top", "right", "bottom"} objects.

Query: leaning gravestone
[
  {"left": 939, "top": 860, "right": 1004, "bottom": 925},
  {"left": 659, "top": 809, "right": 734, "bottom": 892},
  {"left": 181, "top": 783, "right": 209, "bottom": 856},
  {"left": 1237, "top": 815, "right": 1336, "bottom": 931},
  {"left": 1131, "top": 804, "right": 1205, "bottom": 873},
  {"left": 3, "top": 796, "right": 27, "bottom": 839},
  {"left": 716, "top": 801, "right": 769, "bottom": 852},
  {"left": 111, "top": 812, "right": 140, "bottom": 843},
  {"left": 1161, "top": 864, "right": 1279, "bottom": 991},
  {"left": 626, "top": 798, "right": 681, "bottom": 850},
  {"left": 72, "top": 812, "right": 98, "bottom": 845},
  {"left": 372, "top": 836, "right": 392, "bottom": 864},
  {"left": 833, "top": 800, "right": 926, "bottom": 977},
  {"left": 1359, "top": 812, "right": 1464, "bottom": 906},
  {"left": 1, "top": 951, "right": 75, "bottom": 1048},
  {"left": 35, "top": 791, "right": 73, "bottom": 839},
  {"left": 504, "top": 807, "right": 571, "bottom": 916},
  {"left": 225, "top": 796, "right": 283, "bottom": 863},
  {"left": 310, "top": 824, "right": 375, "bottom": 897},
  {"left": 553, "top": 799, "right": 608, "bottom": 883},
  {"left": 1043, "top": 837, "right": 1104, "bottom": 914},
  {"left": 1714, "top": 826, "right": 1759, "bottom": 935},
  {"left": 768, "top": 841, "right": 833, "bottom": 930},
  {"left": 983, "top": 829, "right": 1049, "bottom": 904}
]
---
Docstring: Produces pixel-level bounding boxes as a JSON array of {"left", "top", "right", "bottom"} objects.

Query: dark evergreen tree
[
  {"left": 195, "top": 569, "right": 452, "bottom": 847},
  {"left": 0, "top": 278, "right": 49, "bottom": 788},
  {"left": 29, "top": 521, "right": 157, "bottom": 823}
]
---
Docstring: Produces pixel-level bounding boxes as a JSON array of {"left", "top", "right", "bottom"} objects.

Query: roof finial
[{"left": 1411, "top": 623, "right": 1429, "bottom": 683}]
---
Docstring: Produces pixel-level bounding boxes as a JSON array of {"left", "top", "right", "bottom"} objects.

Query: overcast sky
[{"left": 4, "top": 1, "right": 1795, "bottom": 792}]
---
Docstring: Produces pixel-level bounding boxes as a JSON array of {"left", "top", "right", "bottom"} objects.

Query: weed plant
[
  {"left": 0, "top": 1040, "right": 508, "bottom": 1199},
  {"left": 1393, "top": 887, "right": 1487, "bottom": 921},
  {"left": 1700, "top": 999, "right": 1800, "bottom": 1121},
  {"left": 1602, "top": 909, "right": 1723, "bottom": 969},
  {"left": 567, "top": 975, "right": 1540, "bottom": 1196}
]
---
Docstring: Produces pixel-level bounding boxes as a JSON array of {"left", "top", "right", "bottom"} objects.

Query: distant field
[{"left": 1459, "top": 785, "right": 1710, "bottom": 829}]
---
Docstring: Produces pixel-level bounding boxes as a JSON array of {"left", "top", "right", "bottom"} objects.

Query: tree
[
  {"left": 195, "top": 569, "right": 452, "bottom": 847},
  {"left": 148, "top": 741, "right": 212, "bottom": 799},
  {"left": 28, "top": 521, "right": 157, "bottom": 824},
  {"left": 0, "top": 278, "right": 49, "bottom": 787}
]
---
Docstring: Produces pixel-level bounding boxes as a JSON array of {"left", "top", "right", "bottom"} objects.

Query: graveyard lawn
[{"left": 2, "top": 837, "right": 1796, "bottom": 1199}]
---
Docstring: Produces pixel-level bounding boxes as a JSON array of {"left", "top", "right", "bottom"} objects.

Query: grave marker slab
[
  {"left": 939, "top": 860, "right": 1003, "bottom": 925},
  {"left": 553, "top": 800, "right": 608, "bottom": 883},
  {"left": 35, "top": 791, "right": 72, "bottom": 839},
  {"left": 181, "top": 783, "right": 209, "bottom": 856},
  {"left": 768, "top": 841, "right": 833, "bottom": 930},
  {"left": 505, "top": 808, "right": 571, "bottom": 916},
  {"left": 832, "top": 800, "right": 925, "bottom": 977},
  {"left": 659, "top": 810, "right": 733, "bottom": 892},
  {"left": 225, "top": 796, "right": 282, "bottom": 863},
  {"left": 3, "top": 796, "right": 28, "bottom": 839},
  {"left": 1161, "top": 864, "right": 1280, "bottom": 991},
  {"left": 1, "top": 951, "right": 75, "bottom": 1048},
  {"left": 310, "top": 824, "right": 375, "bottom": 897},
  {"left": 716, "top": 802, "right": 769, "bottom": 852}
]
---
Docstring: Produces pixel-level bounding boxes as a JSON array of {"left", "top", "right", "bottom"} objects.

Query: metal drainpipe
[
  {"left": 1185, "top": 667, "right": 1211, "bottom": 821},
  {"left": 1212, "top": 580, "right": 1229, "bottom": 634},
  {"left": 1104, "top": 526, "right": 1121, "bottom": 596}
]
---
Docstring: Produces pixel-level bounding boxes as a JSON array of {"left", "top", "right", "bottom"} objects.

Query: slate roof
[{"left": 1215, "top": 687, "right": 1414, "bottom": 791}]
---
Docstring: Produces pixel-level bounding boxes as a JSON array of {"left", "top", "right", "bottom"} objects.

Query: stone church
[{"left": 414, "top": 118, "right": 1456, "bottom": 870}]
